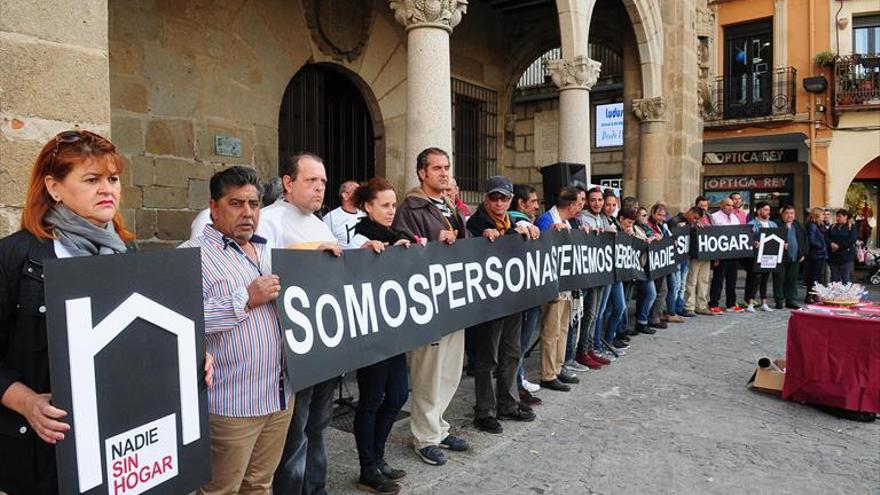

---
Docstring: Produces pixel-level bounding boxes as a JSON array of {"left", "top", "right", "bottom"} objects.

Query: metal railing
[
  {"left": 704, "top": 66, "right": 797, "bottom": 122},
  {"left": 834, "top": 54, "right": 880, "bottom": 109}
]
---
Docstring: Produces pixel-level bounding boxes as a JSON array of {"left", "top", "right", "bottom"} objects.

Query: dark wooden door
[{"left": 278, "top": 65, "right": 375, "bottom": 211}]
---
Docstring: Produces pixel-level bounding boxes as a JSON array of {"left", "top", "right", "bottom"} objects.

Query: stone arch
[
  {"left": 554, "top": 0, "right": 663, "bottom": 98},
  {"left": 828, "top": 131, "right": 880, "bottom": 207}
]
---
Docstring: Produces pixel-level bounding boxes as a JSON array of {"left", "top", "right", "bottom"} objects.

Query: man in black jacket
[
  {"left": 773, "top": 205, "right": 809, "bottom": 309},
  {"left": 466, "top": 176, "right": 540, "bottom": 434}
]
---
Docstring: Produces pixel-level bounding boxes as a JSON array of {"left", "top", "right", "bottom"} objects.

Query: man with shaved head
[
  {"left": 709, "top": 198, "right": 741, "bottom": 313},
  {"left": 323, "top": 180, "right": 366, "bottom": 249}
]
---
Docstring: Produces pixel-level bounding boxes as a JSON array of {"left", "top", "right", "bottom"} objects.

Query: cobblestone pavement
[{"left": 324, "top": 284, "right": 880, "bottom": 495}]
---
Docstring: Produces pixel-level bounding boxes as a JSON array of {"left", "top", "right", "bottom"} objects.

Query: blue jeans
[
  {"left": 666, "top": 270, "right": 681, "bottom": 317},
  {"left": 636, "top": 279, "right": 658, "bottom": 325},
  {"left": 518, "top": 306, "right": 541, "bottom": 385},
  {"left": 593, "top": 285, "right": 612, "bottom": 351},
  {"left": 274, "top": 379, "right": 337, "bottom": 495},
  {"left": 601, "top": 282, "right": 626, "bottom": 343},
  {"left": 354, "top": 354, "right": 409, "bottom": 471},
  {"left": 675, "top": 260, "right": 689, "bottom": 314}
]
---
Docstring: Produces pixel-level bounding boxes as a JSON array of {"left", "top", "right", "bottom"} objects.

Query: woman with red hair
[{"left": 0, "top": 130, "right": 134, "bottom": 494}]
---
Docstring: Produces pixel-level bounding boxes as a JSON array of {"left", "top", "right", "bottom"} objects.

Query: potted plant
[{"left": 814, "top": 50, "right": 837, "bottom": 68}]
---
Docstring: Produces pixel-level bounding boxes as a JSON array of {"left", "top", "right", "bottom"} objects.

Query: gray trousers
[{"left": 472, "top": 312, "right": 522, "bottom": 418}]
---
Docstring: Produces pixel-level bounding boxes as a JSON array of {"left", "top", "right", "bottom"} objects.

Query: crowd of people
[{"left": 0, "top": 130, "right": 860, "bottom": 495}]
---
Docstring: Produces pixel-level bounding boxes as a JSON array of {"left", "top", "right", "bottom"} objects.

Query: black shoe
[
  {"left": 440, "top": 434, "right": 470, "bottom": 451},
  {"left": 682, "top": 311, "right": 697, "bottom": 317},
  {"left": 378, "top": 459, "right": 406, "bottom": 480},
  {"left": 619, "top": 335, "right": 631, "bottom": 343},
  {"left": 358, "top": 468, "right": 400, "bottom": 494},
  {"left": 785, "top": 302, "right": 801, "bottom": 310},
  {"left": 519, "top": 388, "right": 542, "bottom": 406},
  {"left": 636, "top": 323, "right": 656, "bottom": 335},
  {"left": 775, "top": 301, "right": 785, "bottom": 310},
  {"left": 557, "top": 371, "right": 580, "bottom": 384},
  {"left": 611, "top": 338, "right": 630, "bottom": 350},
  {"left": 474, "top": 416, "right": 503, "bottom": 434},
  {"left": 498, "top": 406, "right": 536, "bottom": 422},
  {"left": 648, "top": 320, "right": 668, "bottom": 329},
  {"left": 539, "top": 378, "right": 571, "bottom": 392}
]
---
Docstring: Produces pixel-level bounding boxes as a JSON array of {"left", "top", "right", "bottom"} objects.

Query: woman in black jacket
[
  {"left": 349, "top": 177, "right": 417, "bottom": 495},
  {"left": 826, "top": 209, "right": 858, "bottom": 283},
  {"left": 0, "top": 130, "right": 137, "bottom": 495}
]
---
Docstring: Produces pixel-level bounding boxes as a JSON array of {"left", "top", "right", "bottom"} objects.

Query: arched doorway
[
  {"left": 278, "top": 64, "right": 377, "bottom": 211},
  {"left": 845, "top": 155, "right": 880, "bottom": 249}
]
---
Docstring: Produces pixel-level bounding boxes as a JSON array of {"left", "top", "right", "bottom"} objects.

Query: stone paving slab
[{"left": 324, "top": 288, "right": 880, "bottom": 494}]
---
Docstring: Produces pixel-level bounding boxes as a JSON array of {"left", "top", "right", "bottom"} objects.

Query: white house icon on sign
[
  {"left": 65, "top": 293, "right": 200, "bottom": 492},
  {"left": 757, "top": 232, "right": 785, "bottom": 263}
]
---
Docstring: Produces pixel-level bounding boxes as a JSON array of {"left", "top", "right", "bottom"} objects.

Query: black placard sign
[
  {"left": 672, "top": 226, "right": 691, "bottom": 265},
  {"left": 614, "top": 233, "right": 647, "bottom": 282},
  {"left": 45, "top": 249, "right": 211, "bottom": 495},
  {"left": 692, "top": 225, "right": 754, "bottom": 260},
  {"left": 274, "top": 233, "right": 562, "bottom": 392},
  {"left": 555, "top": 230, "right": 616, "bottom": 291},
  {"left": 646, "top": 234, "right": 678, "bottom": 279},
  {"left": 753, "top": 227, "right": 786, "bottom": 272}
]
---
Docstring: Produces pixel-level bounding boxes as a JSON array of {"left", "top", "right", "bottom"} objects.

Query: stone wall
[
  {"left": 0, "top": 0, "right": 111, "bottom": 237},
  {"left": 108, "top": 0, "right": 516, "bottom": 248}
]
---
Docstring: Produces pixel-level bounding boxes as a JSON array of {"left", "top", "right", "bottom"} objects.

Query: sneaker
[
  {"left": 539, "top": 378, "right": 571, "bottom": 392},
  {"left": 619, "top": 334, "right": 631, "bottom": 342},
  {"left": 474, "top": 416, "right": 503, "bottom": 434},
  {"left": 745, "top": 303, "right": 755, "bottom": 313},
  {"left": 564, "top": 360, "right": 590, "bottom": 373},
  {"left": 709, "top": 306, "right": 723, "bottom": 314},
  {"left": 521, "top": 379, "right": 540, "bottom": 393},
  {"left": 498, "top": 407, "right": 536, "bottom": 422},
  {"left": 439, "top": 435, "right": 469, "bottom": 451},
  {"left": 730, "top": 305, "right": 745, "bottom": 313},
  {"left": 519, "top": 388, "right": 542, "bottom": 406},
  {"left": 611, "top": 338, "right": 630, "bottom": 350},
  {"left": 760, "top": 303, "right": 773, "bottom": 312},
  {"left": 378, "top": 459, "right": 406, "bottom": 480},
  {"left": 587, "top": 350, "right": 611, "bottom": 365},
  {"left": 557, "top": 370, "right": 580, "bottom": 384},
  {"left": 358, "top": 468, "right": 400, "bottom": 494},
  {"left": 574, "top": 352, "right": 601, "bottom": 369},
  {"left": 416, "top": 445, "right": 447, "bottom": 465},
  {"left": 601, "top": 350, "right": 619, "bottom": 361}
]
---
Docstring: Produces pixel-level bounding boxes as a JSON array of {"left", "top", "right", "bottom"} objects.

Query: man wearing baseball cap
[{"left": 465, "top": 176, "right": 541, "bottom": 434}]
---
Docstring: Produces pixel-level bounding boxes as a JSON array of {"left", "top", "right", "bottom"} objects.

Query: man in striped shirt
[{"left": 180, "top": 166, "right": 292, "bottom": 495}]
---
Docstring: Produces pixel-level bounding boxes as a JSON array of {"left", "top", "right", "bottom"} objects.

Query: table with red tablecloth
[{"left": 782, "top": 310, "right": 880, "bottom": 413}]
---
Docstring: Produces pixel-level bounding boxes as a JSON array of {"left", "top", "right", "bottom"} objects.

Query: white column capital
[
  {"left": 632, "top": 96, "right": 667, "bottom": 123},
  {"left": 390, "top": 0, "right": 468, "bottom": 32},
  {"left": 547, "top": 56, "right": 601, "bottom": 91}
]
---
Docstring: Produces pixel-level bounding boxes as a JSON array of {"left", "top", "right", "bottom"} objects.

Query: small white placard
[{"left": 105, "top": 414, "right": 179, "bottom": 495}]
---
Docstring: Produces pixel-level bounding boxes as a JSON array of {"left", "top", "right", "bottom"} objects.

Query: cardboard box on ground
[{"left": 749, "top": 358, "right": 786, "bottom": 394}]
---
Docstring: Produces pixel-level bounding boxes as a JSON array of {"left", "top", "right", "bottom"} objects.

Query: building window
[
  {"left": 452, "top": 78, "right": 497, "bottom": 205},
  {"left": 854, "top": 15, "right": 880, "bottom": 55},
  {"left": 723, "top": 19, "right": 773, "bottom": 119}
]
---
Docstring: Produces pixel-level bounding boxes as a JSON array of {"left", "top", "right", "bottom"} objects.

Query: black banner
[
  {"left": 614, "top": 233, "right": 647, "bottom": 282},
  {"left": 753, "top": 227, "right": 786, "bottom": 272},
  {"left": 275, "top": 233, "right": 562, "bottom": 392},
  {"left": 692, "top": 225, "right": 754, "bottom": 260},
  {"left": 672, "top": 226, "right": 691, "bottom": 265},
  {"left": 555, "top": 230, "right": 616, "bottom": 291},
  {"left": 45, "top": 249, "right": 211, "bottom": 495},
  {"left": 647, "top": 234, "right": 678, "bottom": 279}
]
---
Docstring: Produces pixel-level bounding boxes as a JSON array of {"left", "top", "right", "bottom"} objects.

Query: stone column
[
  {"left": 390, "top": 1, "right": 467, "bottom": 189},
  {"left": 622, "top": 29, "right": 641, "bottom": 196},
  {"left": 0, "top": 1, "right": 111, "bottom": 236},
  {"left": 633, "top": 96, "right": 667, "bottom": 206},
  {"left": 547, "top": 56, "right": 601, "bottom": 175}
]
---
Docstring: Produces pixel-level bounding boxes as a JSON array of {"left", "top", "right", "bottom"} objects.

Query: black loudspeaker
[{"left": 540, "top": 162, "right": 587, "bottom": 207}]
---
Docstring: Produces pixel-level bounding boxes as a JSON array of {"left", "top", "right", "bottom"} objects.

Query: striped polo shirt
[{"left": 179, "top": 225, "right": 289, "bottom": 417}]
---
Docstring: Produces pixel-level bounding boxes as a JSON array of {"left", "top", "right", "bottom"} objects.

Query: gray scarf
[{"left": 44, "top": 204, "right": 128, "bottom": 256}]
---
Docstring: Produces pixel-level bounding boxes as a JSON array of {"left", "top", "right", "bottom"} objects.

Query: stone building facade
[{"left": 1, "top": 0, "right": 709, "bottom": 247}]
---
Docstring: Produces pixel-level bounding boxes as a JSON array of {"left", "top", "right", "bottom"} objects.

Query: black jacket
[
  {"left": 781, "top": 220, "right": 809, "bottom": 262},
  {"left": 0, "top": 230, "right": 58, "bottom": 495},
  {"left": 826, "top": 224, "right": 858, "bottom": 265},
  {"left": 354, "top": 217, "right": 417, "bottom": 244},
  {"left": 466, "top": 204, "right": 517, "bottom": 238}
]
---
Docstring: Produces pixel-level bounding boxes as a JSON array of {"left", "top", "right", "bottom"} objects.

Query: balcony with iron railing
[
  {"left": 514, "top": 45, "right": 622, "bottom": 100},
  {"left": 704, "top": 67, "right": 798, "bottom": 126},
  {"left": 834, "top": 54, "right": 880, "bottom": 111}
]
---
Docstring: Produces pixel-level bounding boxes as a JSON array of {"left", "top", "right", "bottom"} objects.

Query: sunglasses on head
[{"left": 50, "top": 130, "right": 101, "bottom": 167}]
